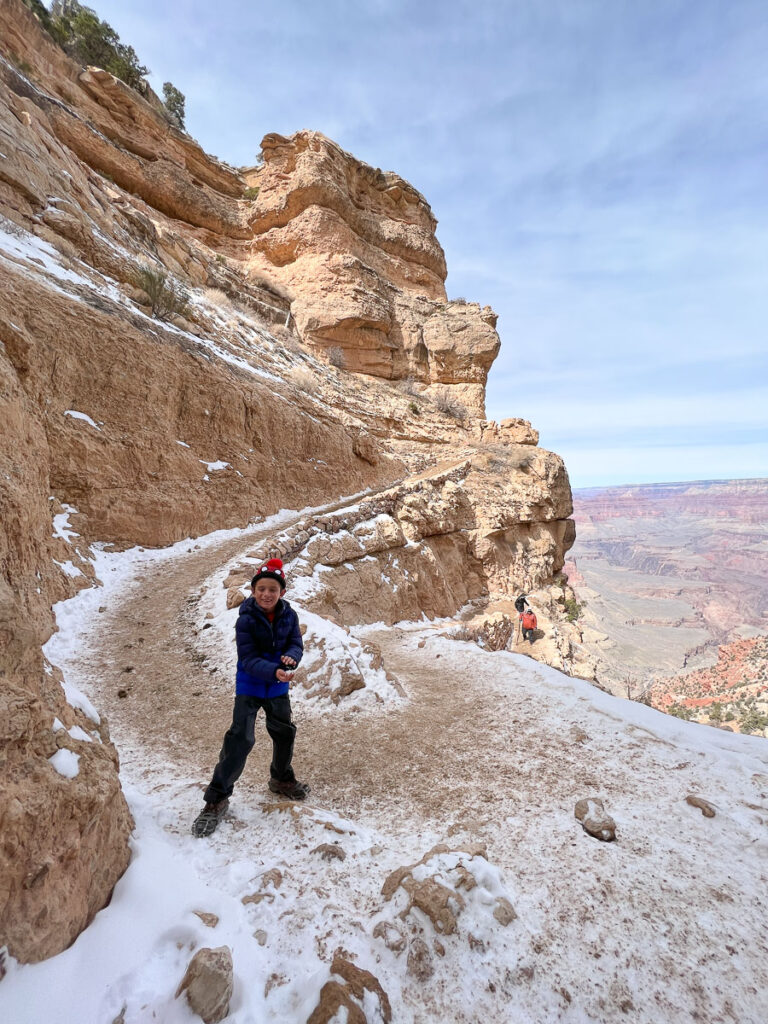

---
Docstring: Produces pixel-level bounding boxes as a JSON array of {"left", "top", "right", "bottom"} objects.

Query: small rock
[
  {"left": 122, "top": 666, "right": 134, "bottom": 673},
  {"left": 260, "top": 867, "right": 283, "bottom": 889},
  {"left": 193, "top": 911, "right": 219, "bottom": 928},
  {"left": 373, "top": 920, "right": 406, "bottom": 952},
  {"left": 686, "top": 795, "right": 716, "bottom": 818},
  {"left": 98, "top": 606, "right": 106, "bottom": 613},
  {"left": 117, "top": 689, "right": 128, "bottom": 698},
  {"left": 406, "top": 937, "right": 433, "bottom": 980},
  {"left": 175, "top": 945, "right": 233, "bottom": 1024},
  {"left": 226, "top": 585, "right": 245, "bottom": 610},
  {"left": 493, "top": 896, "right": 517, "bottom": 926},
  {"left": 205, "top": 612, "right": 214, "bottom": 620},
  {"left": 253, "top": 929, "right": 267, "bottom": 946},
  {"left": 202, "top": 622, "right": 213, "bottom": 630},
  {"left": 433, "top": 939, "right": 445, "bottom": 956},
  {"left": 417, "top": 640, "right": 426, "bottom": 648},
  {"left": 312, "top": 843, "right": 346, "bottom": 862},
  {"left": 574, "top": 797, "right": 616, "bottom": 841}
]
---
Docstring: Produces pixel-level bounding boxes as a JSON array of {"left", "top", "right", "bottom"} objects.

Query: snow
[
  {"left": 199, "top": 459, "right": 230, "bottom": 472},
  {"left": 6, "top": 508, "right": 768, "bottom": 1024},
  {"left": 175, "top": 440, "right": 190, "bottom": 448},
  {"left": 53, "top": 559, "right": 83, "bottom": 578},
  {"left": 64, "top": 409, "right": 101, "bottom": 430},
  {"left": 48, "top": 748, "right": 80, "bottom": 779},
  {"left": 52, "top": 503, "right": 79, "bottom": 542}
]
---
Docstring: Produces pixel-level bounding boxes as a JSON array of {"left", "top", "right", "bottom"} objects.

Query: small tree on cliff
[
  {"left": 162, "top": 82, "right": 186, "bottom": 129},
  {"left": 49, "top": 2, "right": 149, "bottom": 89},
  {"left": 135, "top": 264, "right": 189, "bottom": 322}
]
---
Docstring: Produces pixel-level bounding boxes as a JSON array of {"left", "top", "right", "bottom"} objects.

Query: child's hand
[
  {"left": 275, "top": 668, "right": 294, "bottom": 683},
  {"left": 281, "top": 656, "right": 297, "bottom": 668}
]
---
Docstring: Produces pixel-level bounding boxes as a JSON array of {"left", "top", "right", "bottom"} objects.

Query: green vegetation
[
  {"left": 134, "top": 264, "right": 189, "bottom": 321},
  {"left": 740, "top": 708, "right": 768, "bottom": 734},
  {"left": 564, "top": 597, "right": 582, "bottom": 622},
  {"left": 707, "top": 702, "right": 723, "bottom": 722},
  {"left": 46, "top": 1, "right": 149, "bottom": 89},
  {"left": 162, "top": 81, "right": 186, "bottom": 129},
  {"left": 667, "top": 703, "right": 694, "bottom": 721},
  {"left": 242, "top": 187, "right": 260, "bottom": 201},
  {"left": 22, "top": 2, "right": 184, "bottom": 125},
  {"left": 408, "top": 401, "right": 421, "bottom": 416}
]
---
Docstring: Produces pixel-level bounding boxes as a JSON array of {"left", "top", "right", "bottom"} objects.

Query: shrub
[
  {"left": 243, "top": 186, "right": 260, "bottom": 200},
  {"left": 202, "top": 287, "right": 233, "bottom": 312},
  {"left": 0, "top": 215, "right": 25, "bottom": 238},
  {"left": 50, "top": 3, "right": 149, "bottom": 90},
  {"left": 408, "top": 401, "right": 421, "bottom": 416},
  {"left": 564, "top": 598, "right": 582, "bottom": 622},
  {"left": 708, "top": 702, "right": 723, "bottom": 722},
  {"left": 434, "top": 392, "right": 467, "bottom": 421},
  {"left": 135, "top": 264, "right": 189, "bottom": 321},
  {"left": 289, "top": 365, "right": 315, "bottom": 390},
  {"left": 740, "top": 709, "right": 768, "bottom": 734},
  {"left": 162, "top": 81, "right": 185, "bottom": 129},
  {"left": 327, "top": 346, "right": 345, "bottom": 368},
  {"left": 667, "top": 703, "right": 693, "bottom": 721},
  {"left": 451, "top": 296, "right": 468, "bottom": 304}
]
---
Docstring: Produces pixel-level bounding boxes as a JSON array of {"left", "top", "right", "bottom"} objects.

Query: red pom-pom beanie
[{"left": 251, "top": 558, "right": 287, "bottom": 589}]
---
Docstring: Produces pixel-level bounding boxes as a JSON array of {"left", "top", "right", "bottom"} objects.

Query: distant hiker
[
  {"left": 514, "top": 594, "right": 528, "bottom": 616},
  {"left": 521, "top": 607, "right": 537, "bottom": 645},
  {"left": 192, "top": 558, "right": 309, "bottom": 837}
]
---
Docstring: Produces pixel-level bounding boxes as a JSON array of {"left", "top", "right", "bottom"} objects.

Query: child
[
  {"left": 521, "top": 607, "right": 537, "bottom": 645},
  {"left": 192, "top": 558, "right": 309, "bottom": 837}
]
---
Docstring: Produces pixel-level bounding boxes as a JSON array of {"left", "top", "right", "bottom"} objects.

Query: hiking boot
[
  {"left": 191, "top": 798, "right": 229, "bottom": 837},
  {"left": 268, "top": 778, "right": 310, "bottom": 800}
]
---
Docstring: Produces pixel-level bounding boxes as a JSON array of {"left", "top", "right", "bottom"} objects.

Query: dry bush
[
  {"left": 398, "top": 376, "right": 419, "bottom": 396},
  {"left": 0, "top": 215, "right": 25, "bottom": 238},
  {"left": 134, "top": 264, "right": 189, "bottom": 321},
  {"left": 289, "top": 365, "right": 316, "bottom": 390},
  {"left": 434, "top": 392, "right": 468, "bottom": 421},
  {"left": 202, "top": 287, "right": 234, "bottom": 312},
  {"left": 273, "top": 324, "right": 303, "bottom": 353}
]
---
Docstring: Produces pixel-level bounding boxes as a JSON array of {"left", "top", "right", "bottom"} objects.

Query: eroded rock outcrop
[{"left": 247, "top": 130, "right": 500, "bottom": 414}]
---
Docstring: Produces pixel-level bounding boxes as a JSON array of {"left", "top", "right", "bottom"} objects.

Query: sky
[{"left": 86, "top": 0, "right": 766, "bottom": 487}]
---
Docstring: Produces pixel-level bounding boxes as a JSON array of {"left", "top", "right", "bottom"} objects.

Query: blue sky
[{"left": 90, "top": 0, "right": 767, "bottom": 487}]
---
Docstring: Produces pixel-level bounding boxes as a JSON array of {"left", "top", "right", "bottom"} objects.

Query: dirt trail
[{"left": 76, "top": 511, "right": 642, "bottom": 844}]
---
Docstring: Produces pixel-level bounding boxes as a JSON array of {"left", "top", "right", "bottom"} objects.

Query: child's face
[{"left": 253, "top": 578, "right": 284, "bottom": 611}]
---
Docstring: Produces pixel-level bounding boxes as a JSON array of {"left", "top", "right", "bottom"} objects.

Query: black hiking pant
[
  {"left": 204, "top": 694, "right": 297, "bottom": 803},
  {"left": 522, "top": 627, "right": 535, "bottom": 644}
]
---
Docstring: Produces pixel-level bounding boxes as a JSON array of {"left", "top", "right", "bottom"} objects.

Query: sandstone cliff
[{"left": 0, "top": 0, "right": 575, "bottom": 963}]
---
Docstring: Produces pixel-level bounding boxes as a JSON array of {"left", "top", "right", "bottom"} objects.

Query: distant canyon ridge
[{"left": 566, "top": 478, "right": 768, "bottom": 733}]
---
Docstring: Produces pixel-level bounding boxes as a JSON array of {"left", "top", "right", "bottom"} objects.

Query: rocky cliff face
[
  {"left": 0, "top": 0, "right": 575, "bottom": 963},
  {"left": 247, "top": 131, "right": 500, "bottom": 416}
]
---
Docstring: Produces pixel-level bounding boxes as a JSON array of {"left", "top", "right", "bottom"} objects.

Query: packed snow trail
[{"left": 10, "top": 499, "right": 768, "bottom": 1024}]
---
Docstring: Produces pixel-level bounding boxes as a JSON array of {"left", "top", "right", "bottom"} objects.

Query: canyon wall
[{"left": 0, "top": 0, "right": 574, "bottom": 962}]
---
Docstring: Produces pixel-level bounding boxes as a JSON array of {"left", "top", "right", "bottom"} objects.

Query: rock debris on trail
[{"left": 52, "top": 515, "right": 768, "bottom": 1024}]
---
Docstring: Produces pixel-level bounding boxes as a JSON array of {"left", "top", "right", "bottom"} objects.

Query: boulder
[
  {"left": 574, "top": 797, "right": 617, "bottom": 841},
  {"left": 175, "top": 945, "right": 233, "bottom": 1024}
]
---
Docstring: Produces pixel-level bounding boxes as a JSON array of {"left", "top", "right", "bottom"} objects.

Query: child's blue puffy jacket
[{"left": 234, "top": 596, "right": 303, "bottom": 698}]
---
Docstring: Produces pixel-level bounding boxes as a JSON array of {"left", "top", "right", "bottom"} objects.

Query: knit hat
[{"left": 251, "top": 558, "right": 287, "bottom": 589}]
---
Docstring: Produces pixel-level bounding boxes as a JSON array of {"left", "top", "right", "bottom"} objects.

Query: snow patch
[
  {"left": 53, "top": 559, "right": 83, "bottom": 578},
  {"left": 48, "top": 748, "right": 80, "bottom": 779},
  {"left": 64, "top": 410, "right": 101, "bottom": 430},
  {"left": 52, "top": 503, "right": 79, "bottom": 543}
]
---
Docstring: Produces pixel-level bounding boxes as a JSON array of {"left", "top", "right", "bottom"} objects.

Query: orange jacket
[{"left": 521, "top": 611, "right": 537, "bottom": 630}]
